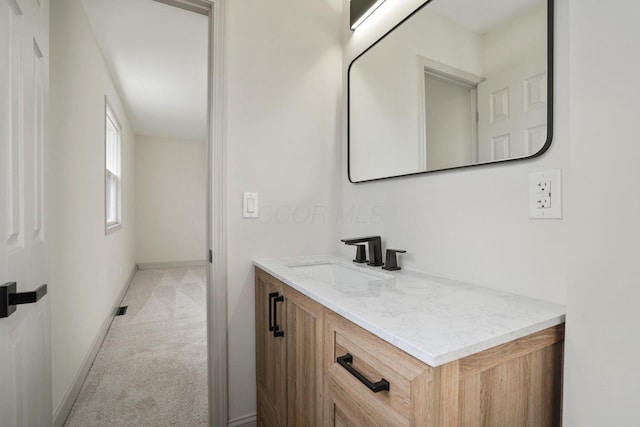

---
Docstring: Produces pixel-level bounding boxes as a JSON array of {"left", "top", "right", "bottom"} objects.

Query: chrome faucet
[{"left": 341, "top": 236, "right": 383, "bottom": 267}]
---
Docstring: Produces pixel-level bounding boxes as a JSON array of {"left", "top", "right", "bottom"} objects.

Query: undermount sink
[{"left": 288, "top": 262, "right": 393, "bottom": 287}]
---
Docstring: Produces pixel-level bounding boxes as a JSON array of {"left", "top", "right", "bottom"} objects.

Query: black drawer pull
[
  {"left": 268, "top": 292, "right": 278, "bottom": 332},
  {"left": 336, "top": 353, "right": 390, "bottom": 393},
  {"left": 273, "top": 295, "right": 285, "bottom": 337}
]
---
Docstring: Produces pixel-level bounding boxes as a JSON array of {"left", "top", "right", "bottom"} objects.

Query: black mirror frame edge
[{"left": 347, "top": 0, "right": 554, "bottom": 184}]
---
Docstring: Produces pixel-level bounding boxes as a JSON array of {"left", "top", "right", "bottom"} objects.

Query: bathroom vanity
[{"left": 255, "top": 257, "right": 565, "bottom": 426}]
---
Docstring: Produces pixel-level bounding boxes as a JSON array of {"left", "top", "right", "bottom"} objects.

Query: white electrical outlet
[
  {"left": 536, "top": 195, "right": 551, "bottom": 209},
  {"left": 537, "top": 180, "right": 551, "bottom": 194},
  {"left": 529, "top": 170, "right": 562, "bottom": 219}
]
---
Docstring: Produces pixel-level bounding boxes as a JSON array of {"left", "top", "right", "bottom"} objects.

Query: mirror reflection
[{"left": 349, "top": 0, "right": 551, "bottom": 182}]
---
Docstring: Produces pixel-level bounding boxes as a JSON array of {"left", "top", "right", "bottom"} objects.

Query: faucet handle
[
  {"left": 346, "top": 243, "right": 368, "bottom": 263},
  {"left": 382, "top": 249, "right": 406, "bottom": 271}
]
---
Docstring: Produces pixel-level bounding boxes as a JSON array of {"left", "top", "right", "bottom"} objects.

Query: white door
[
  {"left": 0, "top": 0, "right": 51, "bottom": 425},
  {"left": 477, "top": 61, "right": 547, "bottom": 163}
]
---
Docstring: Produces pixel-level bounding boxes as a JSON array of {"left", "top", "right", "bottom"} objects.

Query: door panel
[
  {"left": 3, "top": 0, "right": 24, "bottom": 249},
  {"left": 477, "top": 61, "right": 547, "bottom": 162},
  {"left": 0, "top": 0, "right": 51, "bottom": 425}
]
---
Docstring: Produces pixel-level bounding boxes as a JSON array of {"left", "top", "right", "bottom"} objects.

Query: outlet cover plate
[{"left": 529, "top": 169, "right": 562, "bottom": 219}]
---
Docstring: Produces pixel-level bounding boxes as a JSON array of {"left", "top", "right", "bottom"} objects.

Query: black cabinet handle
[
  {"left": 273, "top": 295, "right": 284, "bottom": 337},
  {"left": 1, "top": 282, "right": 48, "bottom": 318},
  {"left": 268, "top": 292, "right": 278, "bottom": 332},
  {"left": 336, "top": 353, "right": 390, "bottom": 393}
]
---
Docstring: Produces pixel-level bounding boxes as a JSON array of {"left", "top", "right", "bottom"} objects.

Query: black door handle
[
  {"left": 337, "top": 353, "right": 390, "bottom": 393},
  {"left": 273, "top": 295, "right": 284, "bottom": 337},
  {"left": 1, "top": 282, "right": 48, "bottom": 318},
  {"left": 268, "top": 292, "right": 278, "bottom": 332}
]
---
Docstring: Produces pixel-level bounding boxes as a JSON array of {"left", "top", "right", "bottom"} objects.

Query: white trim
[
  {"left": 105, "top": 222, "right": 122, "bottom": 235},
  {"left": 228, "top": 413, "right": 257, "bottom": 427},
  {"left": 136, "top": 260, "right": 206, "bottom": 270},
  {"left": 53, "top": 265, "right": 137, "bottom": 427},
  {"left": 104, "top": 98, "right": 122, "bottom": 233},
  {"left": 469, "top": 88, "right": 479, "bottom": 163},
  {"left": 416, "top": 57, "right": 428, "bottom": 172},
  {"left": 418, "top": 56, "right": 485, "bottom": 87},
  {"left": 152, "top": 0, "right": 210, "bottom": 15},
  {"left": 207, "top": 1, "right": 228, "bottom": 426}
]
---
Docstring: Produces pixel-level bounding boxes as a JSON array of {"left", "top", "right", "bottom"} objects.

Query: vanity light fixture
[{"left": 350, "top": 0, "right": 387, "bottom": 30}]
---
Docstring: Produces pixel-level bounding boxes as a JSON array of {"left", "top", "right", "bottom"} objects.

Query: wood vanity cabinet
[
  {"left": 256, "top": 268, "right": 565, "bottom": 427},
  {"left": 256, "top": 268, "right": 325, "bottom": 427},
  {"left": 323, "top": 310, "right": 564, "bottom": 427}
]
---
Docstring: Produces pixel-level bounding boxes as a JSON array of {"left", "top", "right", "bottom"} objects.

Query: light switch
[
  {"left": 529, "top": 170, "right": 562, "bottom": 219},
  {"left": 243, "top": 192, "right": 258, "bottom": 218}
]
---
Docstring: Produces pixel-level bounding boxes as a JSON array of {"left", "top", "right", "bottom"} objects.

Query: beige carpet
[{"left": 65, "top": 267, "right": 208, "bottom": 427}]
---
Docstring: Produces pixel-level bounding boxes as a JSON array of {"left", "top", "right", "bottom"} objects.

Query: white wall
[
  {"left": 564, "top": 1, "right": 640, "bottom": 425},
  {"left": 49, "top": 0, "right": 136, "bottom": 416},
  {"left": 224, "top": 0, "right": 342, "bottom": 420},
  {"left": 135, "top": 136, "right": 206, "bottom": 264},
  {"left": 341, "top": 0, "right": 569, "bottom": 306},
  {"left": 482, "top": 2, "right": 546, "bottom": 78}
]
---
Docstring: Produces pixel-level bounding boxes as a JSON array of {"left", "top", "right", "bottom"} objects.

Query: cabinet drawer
[
  {"left": 325, "top": 375, "right": 397, "bottom": 427},
  {"left": 324, "top": 310, "right": 432, "bottom": 425}
]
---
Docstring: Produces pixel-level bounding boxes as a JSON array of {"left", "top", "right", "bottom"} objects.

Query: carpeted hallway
[{"left": 64, "top": 266, "right": 208, "bottom": 426}]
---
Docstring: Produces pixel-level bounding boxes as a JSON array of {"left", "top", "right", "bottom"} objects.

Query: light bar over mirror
[
  {"left": 348, "top": 0, "right": 553, "bottom": 182},
  {"left": 351, "top": 0, "right": 388, "bottom": 30}
]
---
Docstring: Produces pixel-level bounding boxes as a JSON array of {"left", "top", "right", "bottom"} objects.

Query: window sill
[{"left": 106, "top": 223, "right": 122, "bottom": 235}]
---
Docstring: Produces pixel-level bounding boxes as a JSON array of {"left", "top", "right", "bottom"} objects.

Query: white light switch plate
[
  {"left": 243, "top": 192, "right": 258, "bottom": 218},
  {"left": 529, "top": 169, "right": 562, "bottom": 219}
]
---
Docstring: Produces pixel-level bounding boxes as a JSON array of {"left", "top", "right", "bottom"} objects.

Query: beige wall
[
  {"left": 135, "top": 136, "right": 206, "bottom": 264},
  {"left": 224, "top": 0, "right": 342, "bottom": 420},
  {"left": 49, "top": 0, "right": 136, "bottom": 417}
]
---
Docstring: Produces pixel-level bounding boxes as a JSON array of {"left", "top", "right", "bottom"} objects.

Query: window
[{"left": 105, "top": 101, "right": 121, "bottom": 232}]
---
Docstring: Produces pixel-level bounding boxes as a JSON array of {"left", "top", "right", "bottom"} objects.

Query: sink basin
[{"left": 288, "top": 262, "right": 392, "bottom": 287}]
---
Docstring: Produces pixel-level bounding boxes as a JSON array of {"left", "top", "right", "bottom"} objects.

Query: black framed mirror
[{"left": 348, "top": 0, "right": 553, "bottom": 183}]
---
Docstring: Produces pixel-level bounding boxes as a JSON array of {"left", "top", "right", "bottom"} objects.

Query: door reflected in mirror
[{"left": 348, "top": 0, "right": 552, "bottom": 182}]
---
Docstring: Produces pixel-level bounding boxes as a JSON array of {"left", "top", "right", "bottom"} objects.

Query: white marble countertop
[{"left": 254, "top": 255, "right": 565, "bottom": 367}]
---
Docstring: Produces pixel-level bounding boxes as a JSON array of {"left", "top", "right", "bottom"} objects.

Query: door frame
[
  {"left": 416, "top": 55, "right": 484, "bottom": 171},
  {"left": 156, "top": 0, "right": 228, "bottom": 425},
  {"left": 205, "top": 0, "right": 228, "bottom": 426}
]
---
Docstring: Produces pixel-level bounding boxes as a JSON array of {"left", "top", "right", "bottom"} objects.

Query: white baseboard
[
  {"left": 136, "top": 259, "right": 206, "bottom": 270},
  {"left": 228, "top": 413, "right": 257, "bottom": 427},
  {"left": 52, "top": 265, "right": 137, "bottom": 427}
]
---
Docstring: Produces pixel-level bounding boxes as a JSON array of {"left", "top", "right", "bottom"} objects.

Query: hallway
[{"left": 64, "top": 267, "right": 208, "bottom": 426}]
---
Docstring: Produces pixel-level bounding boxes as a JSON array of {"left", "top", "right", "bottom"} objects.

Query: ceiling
[
  {"left": 82, "top": 0, "right": 208, "bottom": 141},
  {"left": 429, "top": 0, "right": 541, "bottom": 33}
]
